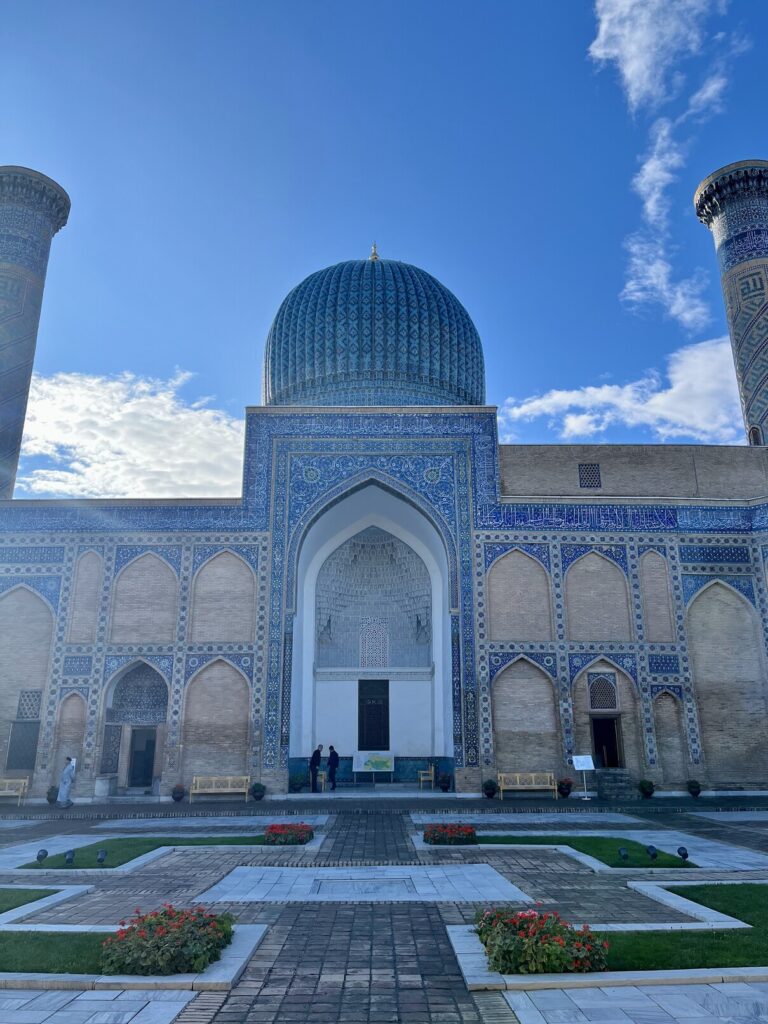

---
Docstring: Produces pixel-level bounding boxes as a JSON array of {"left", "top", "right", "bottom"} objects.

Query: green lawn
[
  {"left": 21, "top": 835, "right": 269, "bottom": 869},
  {"left": 0, "top": 932, "right": 103, "bottom": 972},
  {"left": 477, "top": 834, "right": 696, "bottom": 868},
  {"left": 604, "top": 883, "right": 768, "bottom": 970},
  {"left": 0, "top": 888, "right": 52, "bottom": 912}
]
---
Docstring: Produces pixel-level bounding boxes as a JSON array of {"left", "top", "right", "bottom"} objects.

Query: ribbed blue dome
[{"left": 264, "top": 258, "right": 485, "bottom": 406}]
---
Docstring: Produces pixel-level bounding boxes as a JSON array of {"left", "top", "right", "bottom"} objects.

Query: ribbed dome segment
[{"left": 264, "top": 259, "right": 485, "bottom": 406}]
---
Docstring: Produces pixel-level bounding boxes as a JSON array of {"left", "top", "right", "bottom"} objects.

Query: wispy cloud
[
  {"left": 16, "top": 371, "right": 244, "bottom": 499},
  {"left": 589, "top": 0, "right": 719, "bottom": 113},
  {"left": 589, "top": 1, "right": 741, "bottom": 331},
  {"left": 499, "top": 337, "right": 742, "bottom": 444}
]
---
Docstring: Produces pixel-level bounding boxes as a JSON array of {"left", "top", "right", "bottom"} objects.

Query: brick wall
[
  {"left": 492, "top": 660, "right": 561, "bottom": 773},
  {"left": 109, "top": 553, "right": 178, "bottom": 643},
  {"left": 488, "top": 550, "right": 553, "bottom": 640}
]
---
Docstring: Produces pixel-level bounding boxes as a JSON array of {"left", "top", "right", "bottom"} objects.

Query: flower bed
[
  {"left": 475, "top": 908, "right": 608, "bottom": 974},
  {"left": 263, "top": 823, "right": 314, "bottom": 845},
  {"left": 423, "top": 824, "right": 478, "bottom": 845},
  {"left": 101, "top": 903, "right": 234, "bottom": 975}
]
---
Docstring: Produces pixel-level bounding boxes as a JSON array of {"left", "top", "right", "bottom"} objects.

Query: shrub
[
  {"left": 288, "top": 774, "right": 305, "bottom": 793},
  {"left": 171, "top": 785, "right": 185, "bottom": 803},
  {"left": 46, "top": 786, "right": 58, "bottom": 805},
  {"left": 557, "top": 778, "right": 573, "bottom": 798},
  {"left": 475, "top": 908, "right": 608, "bottom": 975},
  {"left": 687, "top": 779, "right": 702, "bottom": 798},
  {"left": 482, "top": 778, "right": 498, "bottom": 798},
  {"left": 101, "top": 903, "right": 234, "bottom": 976},
  {"left": 638, "top": 779, "right": 655, "bottom": 798},
  {"left": 249, "top": 782, "right": 266, "bottom": 801},
  {"left": 264, "top": 823, "right": 313, "bottom": 845},
  {"left": 423, "top": 824, "right": 477, "bottom": 845}
]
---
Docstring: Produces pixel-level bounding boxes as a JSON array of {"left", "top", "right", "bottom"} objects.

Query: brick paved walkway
[{"left": 1, "top": 801, "right": 768, "bottom": 1022}]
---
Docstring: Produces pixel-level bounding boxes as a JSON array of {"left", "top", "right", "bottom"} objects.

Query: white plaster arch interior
[{"left": 289, "top": 483, "right": 452, "bottom": 759}]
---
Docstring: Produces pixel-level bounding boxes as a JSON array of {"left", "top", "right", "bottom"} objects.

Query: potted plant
[
  {"left": 638, "top": 779, "right": 655, "bottom": 799},
  {"left": 46, "top": 785, "right": 58, "bottom": 805},
  {"left": 250, "top": 782, "right": 266, "bottom": 801},
  {"left": 171, "top": 784, "right": 186, "bottom": 803},
  {"left": 557, "top": 777, "right": 573, "bottom": 799},
  {"left": 482, "top": 778, "right": 498, "bottom": 799},
  {"left": 687, "top": 779, "right": 702, "bottom": 799},
  {"left": 438, "top": 772, "right": 452, "bottom": 793},
  {"left": 288, "top": 774, "right": 305, "bottom": 793}
]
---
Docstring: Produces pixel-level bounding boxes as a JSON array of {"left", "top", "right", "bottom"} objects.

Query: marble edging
[{"left": 448, "top": 879, "right": 762, "bottom": 990}]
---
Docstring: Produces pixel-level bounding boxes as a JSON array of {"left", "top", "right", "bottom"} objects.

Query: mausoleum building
[{"left": 2, "top": 161, "right": 768, "bottom": 799}]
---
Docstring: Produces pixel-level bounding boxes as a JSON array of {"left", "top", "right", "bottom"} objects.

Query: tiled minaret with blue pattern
[
  {"left": 264, "top": 255, "right": 485, "bottom": 407},
  {"left": 696, "top": 160, "right": 768, "bottom": 445},
  {"left": 0, "top": 167, "right": 70, "bottom": 497}
]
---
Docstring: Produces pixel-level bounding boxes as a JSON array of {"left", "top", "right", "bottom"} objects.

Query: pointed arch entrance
[
  {"left": 290, "top": 484, "right": 452, "bottom": 764},
  {"left": 101, "top": 662, "right": 168, "bottom": 791}
]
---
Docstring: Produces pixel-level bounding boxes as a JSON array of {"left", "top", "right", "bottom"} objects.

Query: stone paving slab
[
  {"left": 504, "top": 983, "right": 768, "bottom": 1021},
  {"left": 691, "top": 811, "right": 768, "bottom": 822},
  {"left": 412, "top": 812, "right": 643, "bottom": 825},
  {"left": 197, "top": 863, "right": 534, "bottom": 903},
  {"left": 0, "top": 989, "right": 194, "bottom": 1023},
  {"left": 93, "top": 816, "right": 329, "bottom": 831}
]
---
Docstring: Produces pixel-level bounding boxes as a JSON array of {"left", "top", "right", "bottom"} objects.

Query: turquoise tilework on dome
[{"left": 263, "top": 259, "right": 485, "bottom": 406}]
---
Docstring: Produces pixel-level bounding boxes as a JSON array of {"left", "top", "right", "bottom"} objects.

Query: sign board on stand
[
  {"left": 352, "top": 751, "right": 394, "bottom": 774},
  {"left": 571, "top": 754, "right": 594, "bottom": 800}
]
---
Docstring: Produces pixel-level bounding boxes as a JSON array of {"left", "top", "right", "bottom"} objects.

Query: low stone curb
[
  {"left": 4, "top": 831, "right": 328, "bottom": 875},
  {"left": 0, "top": 923, "right": 267, "bottom": 991},
  {"left": 448, "top": 886, "right": 759, "bottom": 992}
]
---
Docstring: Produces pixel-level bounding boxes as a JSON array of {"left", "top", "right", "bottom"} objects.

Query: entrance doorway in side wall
[
  {"left": 358, "top": 680, "right": 389, "bottom": 750},
  {"left": 591, "top": 716, "right": 623, "bottom": 768},
  {"left": 128, "top": 728, "right": 156, "bottom": 788}
]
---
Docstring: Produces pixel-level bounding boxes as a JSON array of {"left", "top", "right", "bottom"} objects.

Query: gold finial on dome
[{"left": 369, "top": 241, "right": 379, "bottom": 261}]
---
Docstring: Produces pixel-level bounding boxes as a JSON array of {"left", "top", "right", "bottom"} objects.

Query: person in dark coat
[
  {"left": 309, "top": 744, "right": 323, "bottom": 793},
  {"left": 327, "top": 745, "right": 339, "bottom": 791}
]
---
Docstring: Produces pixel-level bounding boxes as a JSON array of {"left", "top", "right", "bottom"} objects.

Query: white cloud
[
  {"left": 16, "top": 371, "right": 244, "bottom": 499},
  {"left": 589, "top": 0, "right": 719, "bottom": 112},
  {"left": 499, "top": 337, "right": 742, "bottom": 444},
  {"left": 632, "top": 118, "right": 685, "bottom": 229},
  {"left": 621, "top": 234, "right": 710, "bottom": 330}
]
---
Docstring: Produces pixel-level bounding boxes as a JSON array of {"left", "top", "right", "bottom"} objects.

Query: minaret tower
[
  {"left": 695, "top": 160, "right": 768, "bottom": 445},
  {"left": 0, "top": 167, "right": 70, "bottom": 497}
]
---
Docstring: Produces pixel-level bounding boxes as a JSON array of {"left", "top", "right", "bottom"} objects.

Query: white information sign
[
  {"left": 353, "top": 751, "right": 394, "bottom": 773},
  {"left": 572, "top": 755, "right": 594, "bottom": 771}
]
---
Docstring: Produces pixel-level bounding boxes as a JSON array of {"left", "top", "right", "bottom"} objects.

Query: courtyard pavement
[{"left": 0, "top": 797, "right": 768, "bottom": 1022}]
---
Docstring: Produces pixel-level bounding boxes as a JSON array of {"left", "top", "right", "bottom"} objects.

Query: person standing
[
  {"left": 309, "top": 744, "right": 323, "bottom": 793},
  {"left": 57, "top": 757, "right": 75, "bottom": 808},
  {"left": 327, "top": 745, "right": 339, "bottom": 791}
]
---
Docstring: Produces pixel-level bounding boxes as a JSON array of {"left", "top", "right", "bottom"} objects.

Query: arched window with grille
[
  {"left": 360, "top": 617, "right": 389, "bottom": 668},
  {"left": 588, "top": 672, "right": 618, "bottom": 712}
]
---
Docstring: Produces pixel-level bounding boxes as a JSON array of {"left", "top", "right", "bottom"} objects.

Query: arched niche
[
  {"left": 52, "top": 693, "right": 86, "bottom": 787},
  {"left": 572, "top": 660, "right": 643, "bottom": 774},
  {"left": 653, "top": 692, "right": 688, "bottom": 786},
  {"left": 566, "top": 552, "right": 632, "bottom": 641},
  {"left": 687, "top": 582, "right": 768, "bottom": 785},
  {"left": 189, "top": 552, "right": 256, "bottom": 642},
  {"left": 181, "top": 660, "right": 250, "bottom": 780},
  {"left": 100, "top": 662, "right": 169, "bottom": 790},
  {"left": 0, "top": 587, "right": 53, "bottom": 775},
  {"left": 639, "top": 551, "right": 674, "bottom": 642},
  {"left": 487, "top": 550, "right": 552, "bottom": 640},
  {"left": 290, "top": 483, "right": 452, "bottom": 760},
  {"left": 109, "top": 554, "right": 178, "bottom": 644},
  {"left": 492, "top": 659, "right": 560, "bottom": 773},
  {"left": 68, "top": 551, "right": 102, "bottom": 643}
]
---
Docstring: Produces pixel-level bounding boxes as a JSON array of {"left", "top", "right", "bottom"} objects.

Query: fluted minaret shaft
[
  {"left": 695, "top": 160, "right": 768, "bottom": 445},
  {"left": 0, "top": 167, "right": 70, "bottom": 498}
]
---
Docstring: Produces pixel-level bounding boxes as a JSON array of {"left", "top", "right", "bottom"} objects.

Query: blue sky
[{"left": 2, "top": 0, "right": 766, "bottom": 497}]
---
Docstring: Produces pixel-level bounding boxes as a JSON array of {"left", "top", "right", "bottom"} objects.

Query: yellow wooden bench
[
  {"left": 418, "top": 764, "right": 435, "bottom": 790},
  {"left": 190, "top": 775, "right": 250, "bottom": 802},
  {"left": 0, "top": 777, "right": 28, "bottom": 806},
  {"left": 497, "top": 771, "right": 557, "bottom": 800}
]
